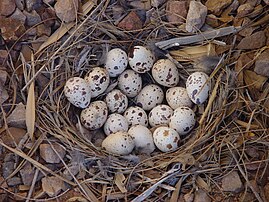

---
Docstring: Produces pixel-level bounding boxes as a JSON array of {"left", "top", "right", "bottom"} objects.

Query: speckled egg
[
  {"left": 166, "top": 87, "right": 193, "bottom": 109},
  {"left": 152, "top": 59, "right": 179, "bottom": 87},
  {"left": 169, "top": 106, "right": 195, "bottom": 135},
  {"left": 124, "top": 106, "right": 148, "bottom": 127},
  {"left": 103, "top": 113, "right": 128, "bottom": 136},
  {"left": 80, "top": 101, "right": 108, "bottom": 130},
  {"left": 84, "top": 67, "right": 110, "bottom": 98},
  {"left": 148, "top": 105, "right": 173, "bottom": 127},
  {"left": 105, "top": 48, "right": 128, "bottom": 77},
  {"left": 105, "top": 89, "right": 128, "bottom": 113},
  {"left": 64, "top": 77, "right": 91, "bottom": 108},
  {"left": 128, "top": 46, "right": 155, "bottom": 73},
  {"left": 118, "top": 69, "right": 142, "bottom": 97},
  {"left": 153, "top": 126, "right": 180, "bottom": 152},
  {"left": 186, "top": 72, "right": 210, "bottom": 104},
  {"left": 136, "top": 84, "right": 164, "bottom": 111}
]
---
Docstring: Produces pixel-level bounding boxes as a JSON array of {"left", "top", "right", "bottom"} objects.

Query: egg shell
[
  {"left": 169, "top": 106, "right": 195, "bottom": 135},
  {"left": 104, "top": 113, "right": 129, "bottom": 136},
  {"left": 152, "top": 59, "right": 179, "bottom": 87},
  {"left": 124, "top": 106, "right": 148, "bottom": 127},
  {"left": 105, "top": 48, "right": 128, "bottom": 77},
  {"left": 118, "top": 69, "right": 142, "bottom": 97},
  {"left": 80, "top": 101, "right": 108, "bottom": 130},
  {"left": 166, "top": 87, "right": 193, "bottom": 109},
  {"left": 64, "top": 77, "right": 91, "bottom": 108},
  {"left": 148, "top": 104, "right": 173, "bottom": 127},
  {"left": 105, "top": 89, "right": 128, "bottom": 113},
  {"left": 136, "top": 84, "right": 164, "bottom": 111},
  {"left": 84, "top": 67, "right": 110, "bottom": 98},
  {"left": 128, "top": 125, "right": 155, "bottom": 154},
  {"left": 102, "top": 132, "right": 135, "bottom": 155},
  {"left": 186, "top": 72, "right": 210, "bottom": 104},
  {"left": 128, "top": 46, "right": 155, "bottom": 73},
  {"left": 153, "top": 126, "right": 180, "bottom": 152}
]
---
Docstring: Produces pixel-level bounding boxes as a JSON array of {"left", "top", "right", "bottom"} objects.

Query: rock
[
  {"left": 205, "top": 0, "right": 232, "bottom": 15},
  {"left": 166, "top": 1, "right": 188, "bottom": 24},
  {"left": 40, "top": 143, "right": 66, "bottom": 164},
  {"left": 7, "top": 177, "right": 22, "bottom": 186},
  {"left": 1, "top": 128, "right": 26, "bottom": 147},
  {"left": 221, "top": 171, "right": 243, "bottom": 193},
  {"left": 0, "top": 17, "right": 25, "bottom": 42},
  {"left": 264, "top": 183, "right": 269, "bottom": 201},
  {"left": 0, "top": 0, "right": 16, "bottom": 16},
  {"left": 15, "top": 0, "right": 24, "bottom": 10},
  {"left": 37, "top": 24, "right": 51, "bottom": 36},
  {"left": 237, "top": 31, "right": 266, "bottom": 50},
  {"left": 237, "top": 3, "right": 254, "bottom": 18},
  {"left": 24, "top": 10, "right": 42, "bottom": 26},
  {"left": 25, "top": 0, "right": 41, "bottom": 11},
  {"left": 184, "top": 192, "right": 194, "bottom": 202},
  {"left": 263, "top": 0, "right": 269, "bottom": 5},
  {"left": 194, "top": 189, "right": 211, "bottom": 202},
  {"left": 43, "top": 0, "right": 55, "bottom": 5},
  {"left": 10, "top": 8, "right": 27, "bottom": 24},
  {"left": 186, "top": 1, "right": 207, "bottom": 33},
  {"left": 151, "top": 0, "right": 166, "bottom": 7},
  {"left": 118, "top": 11, "right": 143, "bottom": 31},
  {"left": 40, "top": 7, "right": 56, "bottom": 27},
  {"left": 42, "top": 176, "right": 64, "bottom": 197},
  {"left": 19, "top": 162, "right": 35, "bottom": 186},
  {"left": 0, "top": 82, "right": 9, "bottom": 104},
  {"left": 0, "top": 50, "right": 8, "bottom": 65},
  {"left": 2, "top": 161, "right": 15, "bottom": 179},
  {"left": 7, "top": 103, "right": 26, "bottom": 128},
  {"left": 254, "top": 49, "right": 269, "bottom": 77},
  {"left": 54, "top": 0, "right": 79, "bottom": 23},
  {"left": 62, "top": 165, "right": 79, "bottom": 181},
  {"left": 129, "top": 0, "right": 151, "bottom": 10}
]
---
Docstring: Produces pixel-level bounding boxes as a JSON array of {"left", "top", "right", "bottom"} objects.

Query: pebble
[
  {"left": 0, "top": 0, "right": 16, "bottom": 16},
  {"left": 37, "top": 24, "right": 51, "bottom": 36},
  {"left": 151, "top": 0, "right": 166, "bottom": 7},
  {"left": 118, "top": 11, "right": 143, "bottom": 31},
  {"left": 10, "top": 8, "right": 27, "bottom": 24},
  {"left": 39, "top": 143, "right": 66, "bottom": 164},
  {"left": 166, "top": 1, "right": 188, "bottom": 24},
  {"left": 15, "top": 0, "right": 24, "bottom": 10},
  {"left": 7, "top": 102, "right": 26, "bottom": 128},
  {"left": 19, "top": 162, "right": 35, "bottom": 186},
  {"left": 2, "top": 161, "right": 15, "bottom": 179},
  {"left": 54, "top": 0, "right": 79, "bottom": 23},
  {"left": 237, "top": 3, "right": 254, "bottom": 18},
  {"left": 0, "top": 50, "right": 8, "bottom": 65},
  {"left": 41, "top": 176, "right": 64, "bottom": 197},
  {"left": 24, "top": 10, "right": 42, "bottom": 26},
  {"left": 237, "top": 31, "right": 266, "bottom": 50},
  {"left": 7, "top": 177, "right": 22, "bottom": 186},
  {"left": 254, "top": 49, "right": 269, "bottom": 77},
  {"left": 25, "top": 0, "right": 41, "bottom": 12},
  {"left": 186, "top": 1, "right": 207, "bottom": 33},
  {"left": 194, "top": 189, "right": 211, "bottom": 202},
  {"left": 0, "top": 17, "right": 25, "bottom": 42},
  {"left": 205, "top": 0, "right": 232, "bottom": 15},
  {"left": 0, "top": 81, "right": 9, "bottom": 105},
  {"left": 221, "top": 171, "right": 243, "bottom": 193}
]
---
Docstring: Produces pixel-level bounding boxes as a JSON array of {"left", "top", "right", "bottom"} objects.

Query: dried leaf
[
  {"left": 115, "top": 173, "right": 127, "bottom": 193},
  {"left": 26, "top": 81, "right": 35, "bottom": 140},
  {"left": 196, "top": 176, "right": 211, "bottom": 191},
  {"left": 243, "top": 70, "right": 267, "bottom": 90}
]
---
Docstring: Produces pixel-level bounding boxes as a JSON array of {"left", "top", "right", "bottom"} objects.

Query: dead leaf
[
  {"left": 244, "top": 70, "right": 267, "bottom": 91},
  {"left": 115, "top": 172, "right": 127, "bottom": 193},
  {"left": 26, "top": 81, "right": 35, "bottom": 140},
  {"left": 196, "top": 176, "right": 211, "bottom": 191}
]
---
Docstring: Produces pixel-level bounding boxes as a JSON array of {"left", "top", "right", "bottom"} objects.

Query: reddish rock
[
  {"left": 118, "top": 11, "right": 143, "bottom": 31},
  {"left": 40, "top": 7, "right": 56, "bottom": 27},
  {"left": 10, "top": 8, "right": 26, "bottom": 24},
  {"left": 254, "top": 49, "right": 269, "bottom": 77},
  {"left": 7, "top": 102, "right": 26, "bottom": 128},
  {"left": 0, "top": 16, "right": 25, "bottom": 42},
  {"left": 237, "top": 31, "right": 266, "bottom": 50},
  {"left": 237, "top": 3, "right": 254, "bottom": 18},
  {"left": 54, "top": 0, "right": 79, "bottom": 23},
  {"left": 40, "top": 143, "right": 66, "bottom": 164},
  {"left": 166, "top": 1, "right": 188, "bottom": 24},
  {"left": 205, "top": 0, "right": 232, "bottom": 15},
  {"left": 0, "top": 50, "right": 8, "bottom": 65},
  {"left": 221, "top": 171, "right": 243, "bottom": 193},
  {"left": 0, "top": 0, "right": 16, "bottom": 16}
]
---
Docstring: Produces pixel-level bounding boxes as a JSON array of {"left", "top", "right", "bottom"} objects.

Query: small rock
[
  {"left": 221, "top": 171, "right": 243, "bottom": 193},
  {"left": 40, "top": 7, "right": 56, "bottom": 27},
  {"left": 166, "top": 1, "right": 188, "bottom": 24},
  {"left": 237, "top": 3, "right": 254, "bottom": 18},
  {"left": 62, "top": 165, "right": 79, "bottom": 181},
  {"left": 0, "top": 16, "right": 25, "bottom": 42},
  {"left": 0, "top": 0, "right": 16, "bottom": 16},
  {"left": 263, "top": 0, "right": 269, "bottom": 5},
  {"left": 184, "top": 192, "right": 194, "bottom": 202},
  {"left": 43, "top": 0, "right": 55, "bottom": 5},
  {"left": 7, "top": 102, "right": 26, "bottom": 128},
  {"left": 2, "top": 161, "right": 15, "bottom": 179},
  {"left": 237, "top": 31, "right": 266, "bottom": 50},
  {"left": 7, "top": 177, "right": 22, "bottom": 186},
  {"left": 254, "top": 49, "right": 269, "bottom": 77},
  {"left": 54, "top": 0, "right": 79, "bottom": 23},
  {"left": 37, "top": 24, "right": 51, "bottom": 36},
  {"left": 118, "top": 11, "right": 143, "bottom": 31},
  {"left": 1, "top": 127, "right": 26, "bottom": 147},
  {"left": 40, "top": 143, "right": 66, "bottom": 164},
  {"left": 206, "top": 14, "right": 220, "bottom": 27},
  {"left": 186, "top": 1, "right": 207, "bottom": 33},
  {"left": 25, "top": 0, "right": 41, "bottom": 11},
  {"left": 151, "top": 0, "right": 166, "bottom": 7},
  {"left": 24, "top": 10, "right": 42, "bottom": 26},
  {"left": 264, "top": 183, "right": 269, "bottom": 201},
  {"left": 42, "top": 176, "right": 64, "bottom": 197},
  {"left": 20, "top": 162, "right": 35, "bottom": 186},
  {"left": 129, "top": 0, "right": 151, "bottom": 10},
  {"left": 0, "top": 82, "right": 9, "bottom": 104},
  {"left": 194, "top": 189, "right": 211, "bottom": 202},
  {"left": 15, "top": 0, "right": 24, "bottom": 10},
  {"left": 10, "top": 8, "right": 27, "bottom": 24},
  {"left": 0, "top": 50, "right": 8, "bottom": 65},
  {"left": 205, "top": 0, "right": 232, "bottom": 15}
]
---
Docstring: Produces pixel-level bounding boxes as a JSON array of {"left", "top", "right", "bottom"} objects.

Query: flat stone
[
  {"left": 118, "top": 11, "right": 143, "bottom": 31},
  {"left": 15, "top": 0, "right": 24, "bottom": 10},
  {"left": 186, "top": 1, "right": 207, "bottom": 33},
  {"left": 237, "top": 3, "right": 254, "bottom": 18},
  {"left": 221, "top": 171, "right": 243, "bottom": 193},
  {"left": 194, "top": 189, "right": 211, "bottom": 202},
  {"left": 205, "top": 0, "right": 232, "bottom": 15},
  {"left": 237, "top": 31, "right": 266, "bottom": 50},
  {"left": 37, "top": 24, "right": 51, "bottom": 36},
  {"left": 40, "top": 143, "right": 66, "bottom": 164},
  {"left": 166, "top": 1, "right": 188, "bottom": 24},
  {"left": 10, "top": 8, "right": 27, "bottom": 24},
  {"left": 24, "top": 10, "right": 42, "bottom": 26},
  {"left": 0, "top": 0, "right": 16, "bottom": 16},
  {"left": 254, "top": 49, "right": 269, "bottom": 77},
  {"left": 41, "top": 176, "right": 64, "bottom": 197},
  {"left": 7, "top": 177, "right": 22, "bottom": 186},
  {"left": 1, "top": 127, "right": 26, "bottom": 147},
  {"left": 0, "top": 16, "right": 25, "bottom": 42},
  {"left": 25, "top": 0, "right": 41, "bottom": 11},
  {"left": 19, "top": 162, "right": 35, "bottom": 186},
  {"left": 40, "top": 7, "right": 56, "bottom": 27},
  {"left": 0, "top": 82, "right": 9, "bottom": 104},
  {"left": 7, "top": 102, "right": 26, "bottom": 128},
  {"left": 2, "top": 161, "right": 15, "bottom": 179},
  {"left": 54, "top": 0, "right": 79, "bottom": 23}
]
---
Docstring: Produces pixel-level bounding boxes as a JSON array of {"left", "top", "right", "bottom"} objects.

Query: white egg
[
  {"left": 153, "top": 126, "right": 180, "bottom": 152},
  {"left": 136, "top": 84, "right": 164, "bottom": 111},
  {"left": 104, "top": 113, "right": 128, "bottom": 136},
  {"left": 64, "top": 77, "right": 91, "bottom": 108},
  {"left": 105, "top": 48, "right": 128, "bottom": 77},
  {"left": 118, "top": 69, "right": 142, "bottom": 97},
  {"left": 80, "top": 101, "right": 108, "bottom": 130},
  {"left": 166, "top": 87, "right": 193, "bottom": 109},
  {"left": 105, "top": 89, "right": 128, "bottom": 113},
  {"left": 148, "top": 104, "right": 173, "bottom": 127},
  {"left": 152, "top": 59, "right": 179, "bottom": 87},
  {"left": 84, "top": 67, "right": 110, "bottom": 98},
  {"left": 128, "top": 46, "right": 155, "bottom": 73},
  {"left": 169, "top": 106, "right": 195, "bottom": 135},
  {"left": 186, "top": 72, "right": 210, "bottom": 104},
  {"left": 102, "top": 131, "right": 135, "bottom": 155},
  {"left": 128, "top": 125, "right": 155, "bottom": 154},
  {"left": 124, "top": 106, "right": 148, "bottom": 127}
]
